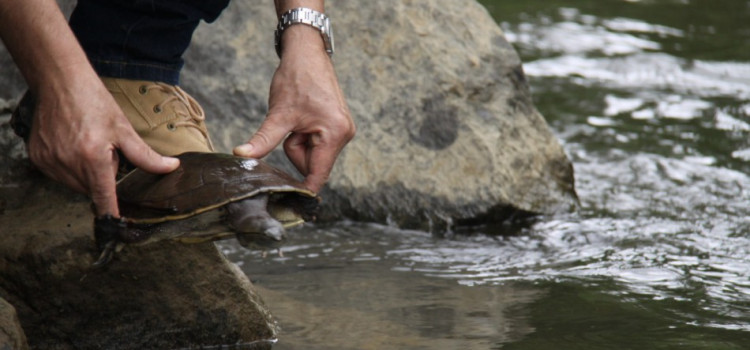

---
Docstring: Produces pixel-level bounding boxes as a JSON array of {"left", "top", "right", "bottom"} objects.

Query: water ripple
[
  {"left": 524, "top": 54, "right": 750, "bottom": 99},
  {"left": 378, "top": 153, "right": 750, "bottom": 329}
]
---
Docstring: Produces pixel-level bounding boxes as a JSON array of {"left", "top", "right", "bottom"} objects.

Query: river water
[{"left": 220, "top": 1, "right": 750, "bottom": 349}]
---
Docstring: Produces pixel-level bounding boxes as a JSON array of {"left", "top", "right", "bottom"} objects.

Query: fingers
[
  {"left": 27, "top": 99, "right": 173, "bottom": 218},
  {"left": 29, "top": 142, "right": 122, "bottom": 217},
  {"left": 87, "top": 149, "right": 121, "bottom": 217},
  {"left": 233, "top": 117, "right": 290, "bottom": 159},
  {"left": 29, "top": 156, "right": 88, "bottom": 194},
  {"left": 283, "top": 132, "right": 311, "bottom": 174},
  {"left": 117, "top": 127, "right": 180, "bottom": 174},
  {"left": 20, "top": 60, "right": 172, "bottom": 219},
  {"left": 284, "top": 132, "right": 340, "bottom": 194},
  {"left": 304, "top": 144, "right": 338, "bottom": 193},
  {"left": 234, "top": 36, "right": 355, "bottom": 192}
]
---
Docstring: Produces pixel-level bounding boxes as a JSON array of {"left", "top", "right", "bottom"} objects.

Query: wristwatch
[{"left": 274, "top": 7, "right": 334, "bottom": 58}]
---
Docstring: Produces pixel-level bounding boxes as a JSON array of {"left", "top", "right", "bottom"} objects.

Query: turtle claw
[
  {"left": 93, "top": 241, "right": 117, "bottom": 267},
  {"left": 93, "top": 215, "right": 127, "bottom": 267}
]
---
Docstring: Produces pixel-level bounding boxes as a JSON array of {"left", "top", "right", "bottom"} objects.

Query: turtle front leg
[
  {"left": 92, "top": 215, "right": 153, "bottom": 266},
  {"left": 92, "top": 215, "right": 126, "bottom": 267}
]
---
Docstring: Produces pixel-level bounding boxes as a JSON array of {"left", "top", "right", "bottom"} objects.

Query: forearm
[{"left": 0, "top": 0, "right": 93, "bottom": 93}]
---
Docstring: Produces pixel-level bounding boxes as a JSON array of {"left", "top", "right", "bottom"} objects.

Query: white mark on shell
[{"left": 240, "top": 159, "right": 259, "bottom": 171}]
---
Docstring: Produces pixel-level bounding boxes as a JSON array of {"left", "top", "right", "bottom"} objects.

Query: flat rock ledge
[{"left": 0, "top": 115, "right": 276, "bottom": 350}]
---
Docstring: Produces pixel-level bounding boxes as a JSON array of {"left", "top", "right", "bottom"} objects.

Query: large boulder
[{"left": 182, "top": 0, "right": 578, "bottom": 231}]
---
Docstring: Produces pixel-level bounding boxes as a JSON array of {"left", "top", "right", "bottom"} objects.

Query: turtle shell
[
  {"left": 92, "top": 152, "right": 319, "bottom": 266},
  {"left": 116, "top": 152, "right": 318, "bottom": 224}
]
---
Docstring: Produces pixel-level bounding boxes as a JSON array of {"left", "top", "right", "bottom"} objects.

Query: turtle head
[{"left": 226, "top": 195, "right": 285, "bottom": 242}]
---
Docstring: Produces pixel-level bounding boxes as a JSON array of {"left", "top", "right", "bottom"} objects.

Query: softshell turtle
[{"left": 94, "top": 152, "right": 319, "bottom": 265}]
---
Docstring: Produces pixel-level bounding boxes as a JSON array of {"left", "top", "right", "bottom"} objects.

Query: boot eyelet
[
  {"left": 138, "top": 85, "right": 148, "bottom": 95},
  {"left": 166, "top": 123, "right": 177, "bottom": 131},
  {"left": 153, "top": 105, "right": 162, "bottom": 113}
]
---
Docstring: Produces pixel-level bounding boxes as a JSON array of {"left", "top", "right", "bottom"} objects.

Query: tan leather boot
[{"left": 102, "top": 77, "right": 215, "bottom": 156}]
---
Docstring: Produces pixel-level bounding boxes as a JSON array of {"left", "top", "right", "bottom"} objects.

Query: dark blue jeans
[{"left": 69, "top": 0, "right": 231, "bottom": 85}]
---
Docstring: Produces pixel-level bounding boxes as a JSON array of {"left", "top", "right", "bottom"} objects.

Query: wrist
[
  {"left": 35, "top": 60, "right": 100, "bottom": 98},
  {"left": 280, "top": 25, "right": 326, "bottom": 55}
]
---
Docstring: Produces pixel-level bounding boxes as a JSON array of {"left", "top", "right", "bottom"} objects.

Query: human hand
[
  {"left": 233, "top": 25, "right": 355, "bottom": 193},
  {"left": 0, "top": 0, "right": 179, "bottom": 218},
  {"left": 28, "top": 67, "right": 179, "bottom": 217}
]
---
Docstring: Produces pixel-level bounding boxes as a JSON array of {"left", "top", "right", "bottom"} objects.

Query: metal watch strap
[{"left": 274, "top": 7, "right": 334, "bottom": 58}]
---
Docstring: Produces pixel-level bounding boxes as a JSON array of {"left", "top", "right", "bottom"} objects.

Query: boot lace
[{"left": 143, "top": 82, "right": 214, "bottom": 149}]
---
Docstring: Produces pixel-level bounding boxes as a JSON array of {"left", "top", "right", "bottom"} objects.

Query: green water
[{"left": 221, "top": 1, "right": 750, "bottom": 348}]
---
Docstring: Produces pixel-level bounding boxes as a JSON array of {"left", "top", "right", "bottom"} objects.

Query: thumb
[
  {"left": 118, "top": 130, "right": 180, "bottom": 173},
  {"left": 234, "top": 118, "right": 289, "bottom": 159}
]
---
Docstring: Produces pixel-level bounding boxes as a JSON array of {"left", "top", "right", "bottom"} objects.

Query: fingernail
[
  {"left": 164, "top": 156, "right": 180, "bottom": 167},
  {"left": 234, "top": 144, "right": 253, "bottom": 156}
]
